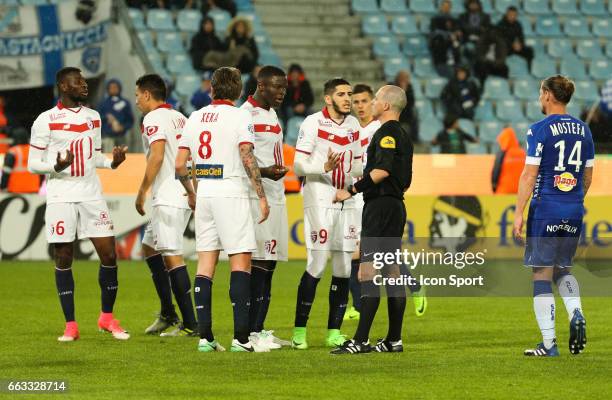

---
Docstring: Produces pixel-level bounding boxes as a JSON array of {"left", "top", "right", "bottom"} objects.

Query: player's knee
[
  {"left": 253, "top": 259, "right": 276, "bottom": 272},
  {"left": 54, "top": 245, "right": 73, "bottom": 269},
  {"left": 99, "top": 249, "right": 117, "bottom": 266},
  {"left": 553, "top": 268, "right": 571, "bottom": 283}
]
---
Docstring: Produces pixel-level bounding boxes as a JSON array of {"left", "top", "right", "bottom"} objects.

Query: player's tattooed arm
[{"left": 240, "top": 143, "right": 266, "bottom": 199}]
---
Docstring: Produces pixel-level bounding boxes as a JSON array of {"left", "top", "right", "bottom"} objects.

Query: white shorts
[
  {"left": 45, "top": 200, "right": 114, "bottom": 243},
  {"left": 304, "top": 206, "right": 359, "bottom": 252},
  {"left": 195, "top": 197, "right": 256, "bottom": 254},
  {"left": 249, "top": 200, "right": 288, "bottom": 261},
  {"left": 142, "top": 205, "right": 192, "bottom": 256}
]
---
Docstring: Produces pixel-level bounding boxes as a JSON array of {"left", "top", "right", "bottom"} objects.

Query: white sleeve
[
  {"left": 92, "top": 111, "right": 113, "bottom": 169},
  {"left": 28, "top": 115, "right": 55, "bottom": 174},
  {"left": 294, "top": 150, "right": 325, "bottom": 176},
  {"left": 350, "top": 122, "right": 363, "bottom": 178},
  {"left": 237, "top": 110, "right": 255, "bottom": 146},
  {"left": 295, "top": 117, "right": 316, "bottom": 155},
  {"left": 142, "top": 113, "right": 168, "bottom": 145},
  {"left": 293, "top": 117, "right": 326, "bottom": 176}
]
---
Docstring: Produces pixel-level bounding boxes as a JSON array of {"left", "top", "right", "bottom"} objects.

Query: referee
[{"left": 331, "top": 85, "right": 413, "bottom": 354}]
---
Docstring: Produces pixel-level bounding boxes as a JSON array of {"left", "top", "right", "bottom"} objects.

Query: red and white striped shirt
[
  {"left": 29, "top": 102, "right": 109, "bottom": 204},
  {"left": 295, "top": 107, "right": 362, "bottom": 209},
  {"left": 241, "top": 96, "right": 285, "bottom": 205}
]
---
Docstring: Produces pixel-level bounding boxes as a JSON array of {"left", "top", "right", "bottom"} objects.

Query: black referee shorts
[{"left": 360, "top": 196, "right": 406, "bottom": 262}]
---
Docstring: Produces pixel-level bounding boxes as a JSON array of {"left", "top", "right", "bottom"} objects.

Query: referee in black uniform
[{"left": 331, "top": 85, "right": 413, "bottom": 354}]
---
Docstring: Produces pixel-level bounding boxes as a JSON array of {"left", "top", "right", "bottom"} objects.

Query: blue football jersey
[{"left": 525, "top": 114, "right": 595, "bottom": 213}]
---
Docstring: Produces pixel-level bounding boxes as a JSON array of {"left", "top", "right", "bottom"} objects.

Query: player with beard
[
  {"left": 291, "top": 78, "right": 363, "bottom": 349},
  {"left": 240, "top": 66, "right": 291, "bottom": 349}
]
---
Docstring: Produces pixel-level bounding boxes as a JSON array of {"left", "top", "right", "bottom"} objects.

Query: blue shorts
[{"left": 524, "top": 216, "right": 582, "bottom": 268}]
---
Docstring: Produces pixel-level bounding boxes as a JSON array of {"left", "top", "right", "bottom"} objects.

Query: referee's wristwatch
[{"left": 346, "top": 184, "right": 357, "bottom": 196}]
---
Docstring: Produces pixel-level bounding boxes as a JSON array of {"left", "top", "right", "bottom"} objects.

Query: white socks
[
  {"left": 533, "top": 280, "right": 556, "bottom": 349},
  {"left": 556, "top": 273, "right": 582, "bottom": 321}
]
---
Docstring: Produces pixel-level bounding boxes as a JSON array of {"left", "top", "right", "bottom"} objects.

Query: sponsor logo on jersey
[
  {"left": 145, "top": 126, "right": 158, "bottom": 136},
  {"left": 553, "top": 172, "right": 577, "bottom": 192},
  {"left": 546, "top": 223, "right": 578, "bottom": 234},
  {"left": 194, "top": 164, "right": 224, "bottom": 179},
  {"left": 380, "top": 136, "right": 396, "bottom": 149}
]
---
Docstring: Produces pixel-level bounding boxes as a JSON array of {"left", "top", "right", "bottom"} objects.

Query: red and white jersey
[
  {"left": 179, "top": 100, "right": 254, "bottom": 198},
  {"left": 296, "top": 107, "right": 362, "bottom": 209},
  {"left": 354, "top": 119, "right": 381, "bottom": 209},
  {"left": 30, "top": 102, "right": 104, "bottom": 204},
  {"left": 241, "top": 96, "right": 285, "bottom": 205},
  {"left": 141, "top": 104, "right": 190, "bottom": 209}
]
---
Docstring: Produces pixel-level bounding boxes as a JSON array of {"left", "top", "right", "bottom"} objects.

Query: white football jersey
[
  {"left": 30, "top": 102, "right": 105, "bottom": 204},
  {"left": 295, "top": 107, "right": 362, "bottom": 209},
  {"left": 179, "top": 100, "right": 255, "bottom": 198},
  {"left": 241, "top": 96, "right": 285, "bottom": 205},
  {"left": 354, "top": 119, "right": 381, "bottom": 209},
  {"left": 141, "top": 104, "right": 190, "bottom": 209}
]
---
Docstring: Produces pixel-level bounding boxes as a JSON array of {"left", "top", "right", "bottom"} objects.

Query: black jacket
[
  {"left": 497, "top": 17, "right": 525, "bottom": 48},
  {"left": 283, "top": 79, "right": 314, "bottom": 111},
  {"left": 441, "top": 78, "right": 481, "bottom": 118},
  {"left": 433, "top": 129, "right": 478, "bottom": 154},
  {"left": 189, "top": 31, "right": 223, "bottom": 70}
]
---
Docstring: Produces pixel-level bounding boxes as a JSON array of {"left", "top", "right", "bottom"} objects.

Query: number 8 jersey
[
  {"left": 179, "top": 100, "right": 255, "bottom": 198},
  {"left": 526, "top": 114, "right": 595, "bottom": 213}
]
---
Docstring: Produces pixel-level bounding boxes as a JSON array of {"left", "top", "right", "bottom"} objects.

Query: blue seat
[
  {"left": 2, "top": 0, "right": 19, "bottom": 5},
  {"left": 521, "top": 19, "right": 535, "bottom": 37},
  {"left": 467, "top": 143, "right": 488, "bottom": 154},
  {"left": 480, "top": 0, "right": 493, "bottom": 13},
  {"left": 573, "top": 81, "right": 599, "bottom": 102},
  {"left": 532, "top": 57, "right": 557, "bottom": 79},
  {"left": 209, "top": 8, "right": 231, "bottom": 38},
  {"left": 551, "top": 0, "right": 579, "bottom": 15},
  {"left": 592, "top": 19, "right": 612, "bottom": 39},
  {"left": 424, "top": 77, "right": 447, "bottom": 98},
  {"left": 478, "top": 120, "right": 504, "bottom": 142},
  {"left": 177, "top": 10, "right": 202, "bottom": 33},
  {"left": 482, "top": 78, "right": 512, "bottom": 100},
  {"left": 496, "top": 99, "right": 525, "bottom": 122},
  {"left": 458, "top": 118, "right": 476, "bottom": 136},
  {"left": 21, "top": 0, "right": 47, "bottom": 4},
  {"left": 285, "top": 116, "right": 305, "bottom": 147},
  {"left": 156, "top": 32, "right": 185, "bottom": 53},
  {"left": 391, "top": 15, "right": 419, "bottom": 36},
  {"left": 547, "top": 38, "right": 573, "bottom": 58},
  {"left": 474, "top": 100, "right": 495, "bottom": 121},
  {"left": 494, "top": 0, "right": 520, "bottom": 13},
  {"left": 258, "top": 49, "right": 282, "bottom": 66},
  {"left": 512, "top": 121, "right": 530, "bottom": 136},
  {"left": 525, "top": 100, "right": 543, "bottom": 121},
  {"left": 524, "top": 0, "right": 550, "bottom": 14},
  {"left": 513, "top": 78, "right": 539, "bottom": 100},
  {"left": 413, "top": 57, "right": 435, "bottom": 77},
  {"left": 580, "top": 0, "right": 606, "bottom": 16},
  {"left": 507, "top": 55, "right": 530, "bottom": 78},
  {"left": 384, "top": 56, "right": 411, "bottom": 80},
  {"left": 449, "top": 0, "right": 466, "bottom": 13},
  {"left": 415, "top": 99, "right": 434, "bottom": 120},
  {"left": 166, "top": 53, "right": 194, "bottom": 75},
  {"left": 576, "top": 39, "right": 603, "bottom": 59},
  {"left": 352, "top": 0, "right": 379, "bottom": 13},
  {"left": 381, "top": 0, "right": 407, "bottom": 12},
  {"left": 175, "top": 74, "right": 200, "bottom": 98},
  {"left": 147, "top": 9, "right": 175, "bottom": 31},
  {"left": 410, "top": 0, "right": 436, "bottom": 14},
  {"left": 137, "top": 31, "right": 156, "bottom": 52},
  {"left": 525, "top": 37, "right": 544, "bottom": 55},
  {"left": 590, "top": 59, "right": 612, "bottom": 80},
  {"left": 402, "top": 35, "right": 428, "bottom": 56},
  {"left": 128, "top": 8, "right": 146, "bottom": 31},
  {"left": 372, "top": 35, "right": 401, "bottom": 56},
  {"left": 235, "top": 0, "right": 254, "bottom": 11},
  {"left": 566, "top": 101, "right": 583, "bottom": 118},
  {"left": 434, "top": 103, "right": 446, "bottom": 119},
  {"left": 564, "top": 18, "right": 592, "bottom": 38},
  {"left": 535, "top": 17, "right": 561, "bottom": 36},
  {"left": 560, "top": 57, "right": 587, "bottom": 79},
  {"left": 362, "top": 14, "right": 389, "bottom": 35},
  {"left": 607, "top": 42, "right": 612, "bottom": 58},
  {"left": 420, "top": 119, "right": 443, "bottom": 142}
]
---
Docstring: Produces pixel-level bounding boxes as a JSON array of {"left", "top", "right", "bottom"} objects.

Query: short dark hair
[
  {"left": 507, "top": 5, "right": 518, "bottom": 12},
  {"left": 211, "top": 67, "right": 242, "bottom": 101},
  {"left": 56, "top": 67, "right": 81, "bottom": 86},
  {"left": 323, "top": 78, "right": 351, "bottom": 96},
  {"left": 257, "top": 65, "right": 286, "bottom": 81},
  {"left": 136, "top": 74, "right": 167, "bottom": 101},
  {"left": 353, "top": 84, "right": 373, "bottom": 97},
  {"left": 444, "top": 113, "right": 459, "bottom": 129},
  {"left": 542, "top": 75, "right": 575, "bottom": 105}
]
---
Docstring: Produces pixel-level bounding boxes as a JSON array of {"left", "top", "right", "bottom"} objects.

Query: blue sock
[
  {"left": 294, "top": 271, "right": 320, "bottom": 327},
  {"left": 194, "top": 275, "right": 213, "bottom": 341},
  {"left": 99, "top": 265, "right": 118, "bottom": 313},
  {"left": 229, "top": 271, "right": 251, "bottom": 343},
  {"left": 328, "top": 276, "right": 349, "bottom": 329},
  {"left": 146, "top": 254, "right": 175, "bottom": 318},
  {"left": 55, "top": 268, "right": 75, "bottom": 322},
  {"left": 349, "top": 259, "right": 361, "bottom": 311},
  {"left": 169, "top": 266, "right": 197, "bottom": 330}
]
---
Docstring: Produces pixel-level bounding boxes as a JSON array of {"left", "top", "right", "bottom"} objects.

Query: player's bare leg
[
  {"left": 142, "top": 244, "right": 179, "bottom": 334},
  {"left": 54, "top": 242, "right": 79, "bottom": 342},
  {"left": 90, "top": 236, "right": 129, "bottom": 340}
]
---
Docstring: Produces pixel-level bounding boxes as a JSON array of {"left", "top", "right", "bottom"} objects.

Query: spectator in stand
[
  {"left": 459, "top": 0, "right": 491, "bottom": 58},
  {"left": 429, "top": 0, "right": 462, "bottom": 78},
  {"left": 0, "top": 127, "right": 41, "bottom": 194},
  {"left": 432, "top": 114, "right": 479, "bottom": 153},
  {"left": 497, "top": 6, "right": 534, "bottom": 70},
  {"left": 240, "top": 64, "right": 262, "bottom": 103},
  {"left": 440, "top": 65, "right": 480, "bottom": 120},
  {"left": 392, "top": 70, "right": 419, "bottom": 142},
  {"left": 201, "top": 0, "right": 237, "bottom": 17},
  {"left": 189, "top": 16, "right": 224, "bottom": 72},
  {"left": 473, "top": 26, "right": 509, "bottom": 85},
  {"left": 281, "top": 63, "right": 314, "bottom": 125},
  {"left": 585, "top": 79, "right": 612, "bottom": 152},
  {"left": 0, "top": 95, "right": 10, "bottom": 154},
  {"left": 491, "top": 126, "right": 525, "bottom": 193},
  {"left": 225, "top": 17, "right": 259, "bottom": 73},
  {"left": 97, "top": 79, "right": 134, "bottom": 152},
  {"left": 191, "top": 71, "right": 213, "bottom": 110},
  {"left": 164, "top": 79, "right": 184, "bottom": 113}
]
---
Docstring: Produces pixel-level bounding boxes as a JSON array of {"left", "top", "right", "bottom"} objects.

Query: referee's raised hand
[{"left": 324, "top": 147, "right": 342, "bottom": 172}]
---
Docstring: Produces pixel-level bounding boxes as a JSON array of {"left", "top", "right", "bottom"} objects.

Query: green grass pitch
[{"left": 1, "top": 260, "right": 612, "bottom": 399}]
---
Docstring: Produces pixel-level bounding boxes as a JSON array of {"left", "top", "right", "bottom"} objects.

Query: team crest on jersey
[
  {"left": 145, "top": 126, "right": 159, "bottom": 136},
  {"left": 554, "top": 172, "right": 577, "bottom": 192},
  {"left": 347, "top": 130, "right": 355, "bottom": 143},
  {"left": 85, "top": 117, "right": 94, "bottom": 130}
]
